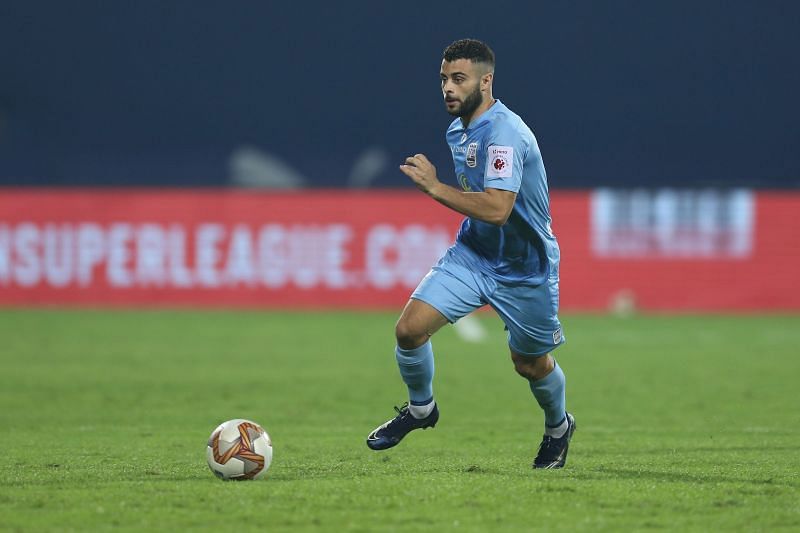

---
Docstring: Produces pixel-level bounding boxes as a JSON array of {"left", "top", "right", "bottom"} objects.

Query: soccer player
[{"left": 366, "top": 39, "right": 575, "bottom": 469}]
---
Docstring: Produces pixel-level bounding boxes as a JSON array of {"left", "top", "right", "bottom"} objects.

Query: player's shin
[
  {"left": 529, "top": 361, "right": 567, "bottom": 437},
  {"left": 395, "top": 341, "right": 436, "bottom": 418}
]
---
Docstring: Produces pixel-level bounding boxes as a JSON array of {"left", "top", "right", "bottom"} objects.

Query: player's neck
[{"left": 460, "top": 97, "right": 496, "bottom": 129}]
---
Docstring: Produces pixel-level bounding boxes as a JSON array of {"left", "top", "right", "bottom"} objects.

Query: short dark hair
[{"left": 443, "top": 39, "right": 495, "bottom": 68}]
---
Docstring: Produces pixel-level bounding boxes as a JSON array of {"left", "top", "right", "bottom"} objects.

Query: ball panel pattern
[{"left": 207, "top": 420, "right": 271, "bottom": 480}]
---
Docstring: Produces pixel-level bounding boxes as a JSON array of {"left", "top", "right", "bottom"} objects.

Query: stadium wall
[
  {"left": 0, "top": 189, "right": 798, "bottom": 311},
  {"left": 2, "top": 3, "right": 799, "bottom": 190}
]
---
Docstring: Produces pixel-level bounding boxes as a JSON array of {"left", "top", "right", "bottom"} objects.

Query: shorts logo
[
  {"left": 486, "top": 145, "right": 513, "bottom": 178},
  {"left": 466, "top": 142, "right": 478, "bottom": 168},
  {"left": 552, "top": 328, "right": 562, "bottom": 345}
]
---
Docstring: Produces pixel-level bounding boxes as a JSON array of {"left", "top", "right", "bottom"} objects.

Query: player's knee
[
  {"left": 511, "top": 352, "right": 553, "bottom": 381},
  {"left": 512, "top": 358, "right": 535, "bottom": 379},
  {"left": 395, "top": 318, "right": 429, "bottom": 350}
]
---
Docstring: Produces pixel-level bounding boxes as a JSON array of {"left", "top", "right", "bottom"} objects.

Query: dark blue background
[{"left": 1, "top": 1, "right": 798, "bottom": 188}]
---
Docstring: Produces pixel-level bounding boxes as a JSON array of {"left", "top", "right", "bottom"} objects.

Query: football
[{"left": 206, "top": 419, "right": 273, "bottom": 480}]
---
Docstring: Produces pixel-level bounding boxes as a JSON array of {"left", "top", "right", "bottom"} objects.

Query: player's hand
[{"left": 400, "top": 154, "right": 441, "bottom": 196}]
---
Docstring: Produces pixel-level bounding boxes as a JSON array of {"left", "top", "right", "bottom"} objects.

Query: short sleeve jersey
[{"left": 445, "top": 99, "right": 560, "bottom": 285}]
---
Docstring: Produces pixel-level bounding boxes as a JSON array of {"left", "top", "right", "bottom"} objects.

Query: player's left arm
[{"left": 400, "top": 154, "right": 515, "bottom": 226}]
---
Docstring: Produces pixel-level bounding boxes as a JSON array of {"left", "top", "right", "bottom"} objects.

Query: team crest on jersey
[
  {"left": 486, "top": 145, "right": 513, "bottom": 178},
  {"left": 466, "top": 142, "right": 478, "bottom": 168},
  {"left": 459, "top": 133, "right": 468, "bottom": 144}
]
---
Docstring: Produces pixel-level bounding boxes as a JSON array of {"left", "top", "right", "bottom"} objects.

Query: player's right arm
[{"left": 400, "top": 154, "right": 516, "bottom": 226}]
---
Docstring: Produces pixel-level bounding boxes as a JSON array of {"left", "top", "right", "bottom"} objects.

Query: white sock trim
[
  {"left": 408, "top": 401, "right": 435, "bottom": 419},
  {"left": 544, "top": 416, "right": 568, "bottom": 438}
]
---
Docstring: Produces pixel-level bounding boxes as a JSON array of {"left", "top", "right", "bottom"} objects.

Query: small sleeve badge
[{"left": 486, "top": 146, "right": 513, "bottom": 178}]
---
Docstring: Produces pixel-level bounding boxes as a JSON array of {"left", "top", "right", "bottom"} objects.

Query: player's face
[{"left": 440, "top": 59, "right": 486, "bottom": 118}]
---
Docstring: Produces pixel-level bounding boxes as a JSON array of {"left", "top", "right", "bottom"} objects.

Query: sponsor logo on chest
[{"left": 458, "top": 173, "right": 472, "bottom": 191}]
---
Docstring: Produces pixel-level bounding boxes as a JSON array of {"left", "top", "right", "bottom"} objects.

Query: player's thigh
[
  {"left": 395, "top": 298, "right": 450, "bottom": 341},
  {"left": 490, "top": 277, "right": 565, "bottom": 356},
  {"left": 408, "top": 260, "right": 486, "bottom": 326}
]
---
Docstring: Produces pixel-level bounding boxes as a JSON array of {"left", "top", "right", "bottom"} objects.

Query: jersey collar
[{"left": 457, "top": 98, "right": 504, "bottom": 132}]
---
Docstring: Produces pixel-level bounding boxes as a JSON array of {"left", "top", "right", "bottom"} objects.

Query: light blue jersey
[
  {"left": 411, "top": 98, "right": 564, "bottom": 356},
  {"left": 445, "top": 100, "right": 559, "bottom": 286}
]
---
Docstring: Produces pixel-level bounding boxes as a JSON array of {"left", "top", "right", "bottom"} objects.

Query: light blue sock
[
  {"left": 529, "top": 362, "right": 566, "bottom": 427},
  {"left": 395, "top": 341, "right": 434, "bottom": 405}
]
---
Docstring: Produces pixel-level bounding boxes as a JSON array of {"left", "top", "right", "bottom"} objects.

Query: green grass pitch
[{"left": 1, "top": 309, "right": 799, "bottom": 531}]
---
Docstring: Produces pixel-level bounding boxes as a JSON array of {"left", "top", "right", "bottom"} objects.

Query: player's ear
[{"left": 481, "top": 72, "right": 493, "bottom": 90}]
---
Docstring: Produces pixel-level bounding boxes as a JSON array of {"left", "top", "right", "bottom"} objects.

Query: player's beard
[{"left": 447, "top": 84, "right": 483, "bottom": 118}]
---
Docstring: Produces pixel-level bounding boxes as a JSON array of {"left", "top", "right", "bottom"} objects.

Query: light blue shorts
[{"left": 411, "top": 251, "right": 565, "bottom": 357}]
